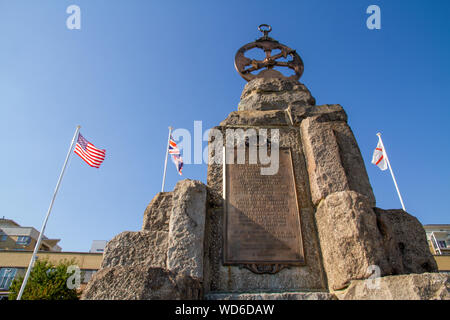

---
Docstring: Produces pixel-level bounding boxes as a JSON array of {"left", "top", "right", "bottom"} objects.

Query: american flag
[
  {"left": 74, "top": 133, "right": 106, "bottom": 168},
  {"left": 169, "top": 135, "right": 183, "bottom": 175}
]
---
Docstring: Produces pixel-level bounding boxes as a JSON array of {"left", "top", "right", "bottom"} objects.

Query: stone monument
[{"left": 82, "top": 25, "right": 449, "bottom": 300}]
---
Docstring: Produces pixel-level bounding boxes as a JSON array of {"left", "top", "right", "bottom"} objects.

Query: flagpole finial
[
  {"left": 376, "top": 132, "right": 382, "bottom": 136},
  {"left": 77, "top": 125, "right": 81, "bottom": 129}
]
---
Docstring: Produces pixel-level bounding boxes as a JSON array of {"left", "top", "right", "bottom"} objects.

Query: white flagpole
[
  {"left": 376, "top": 132, "right": 406, "bottom": 212},
  {"left": 17, "top": 125, "right": 80, "bottom": 300},
  {"left": 161, "top": 126, "right": 173, "bottom": 192}
]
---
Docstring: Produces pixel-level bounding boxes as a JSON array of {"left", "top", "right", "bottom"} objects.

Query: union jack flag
[
  {"left": 169, "top": 135, "right": 183, "bottom": 175},
  {"left": 171, "top": 154, "right": 183, "bottom": 175},
  {"left": 169, "top": 135, "right": 180, "bottom": 155}
]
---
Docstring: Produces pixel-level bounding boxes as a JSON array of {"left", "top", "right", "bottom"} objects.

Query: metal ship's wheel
[{"left": 234, "top": 24, "right": 304, "bottom": 82}]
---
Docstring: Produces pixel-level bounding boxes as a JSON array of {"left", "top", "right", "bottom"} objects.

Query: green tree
[{"left": 8, "top": 258, "right": 81, "bottom": 300}]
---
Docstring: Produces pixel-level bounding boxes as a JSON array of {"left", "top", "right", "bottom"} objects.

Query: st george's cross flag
[
  {"left": 169, "top": 134, "right": 183, "bottom": 175},
  {"left": 372, "top": 137, "right": 388, "bottom": 171},
  {"left": 74, "top": 133, "right": 106, "bottom": 168}
]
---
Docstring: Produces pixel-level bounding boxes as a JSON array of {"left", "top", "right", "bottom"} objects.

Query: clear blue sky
[{"left": 1, "top": 0, "right": 449, "bottom": 252}]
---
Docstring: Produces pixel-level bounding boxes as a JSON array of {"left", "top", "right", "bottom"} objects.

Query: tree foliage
[{"left": 8, "top": 258, "right": 80, "bottom": 300}]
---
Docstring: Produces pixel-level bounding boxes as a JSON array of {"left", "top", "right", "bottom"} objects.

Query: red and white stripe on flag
[
  {"left": 171, "top": 154, "right": 183, "bottom": 176},
  {"left": 372, "top": 139, "right": 387, "bottom": 171},
  {"left": 169, "top": 135, "right": 180, "bottom": 155},
  {"left": 74, "top": 133, "right": 106, "bottom": 168},
  {"left": 168, "top": 134, "right": 183, "bottom": 175}
]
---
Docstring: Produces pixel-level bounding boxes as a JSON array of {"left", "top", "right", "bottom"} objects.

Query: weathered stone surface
[
  {"left": 375, "top": 208, "right": 438, "bottom": 274},
  {"left": 83, "top": 179, "right": 208, "bottom": 300},
  {"left": 238, "top": 78, "right": 315, "bottom": 111},
  {"left": 205, "top": 292, "right": 337, "bottom": 300},
  {"left": 142, "top": 192, "right": 172, "bottom": 232},
  {"left": 220, "top": 110, "right": 289, "bottom": 126},
  {"left": 220, "top": 104, "right": 347, "bottom": 127},
  {"left": 101, "top": 231, "right": 167, "bottom": 269},
  {"left": 332, "top": 122, "right": 375, "bottom": 205},
  {"left": 167, "top": 180, "right": 207, "bottom": 280},
  {"left": 315, "top": 191, "right": 392, "bottom": 290},
  {"left": 301, "top": 117, "right": 375, "bottom": 206},
  {"left": 81, "top": 266, "right": 202, "bottom": 300},
  {"left": 240, "top": 77, "right": 311, "bottom": 99},
  {"left": 301, "top": 118, "right": 349, "bottom": 205},
  {"left": 334, "top": 273, "right": 450, "bottom": 300},
  {"left": 288, "top": 104, "right": 347, "bottom": 124}
]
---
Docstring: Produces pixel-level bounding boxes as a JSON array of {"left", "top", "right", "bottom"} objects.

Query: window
[
  {"left": 438, "top": 240, "right": 447, "bottom": 248},
  {"left": 16, "top": 236, "right": 31, "bottom": 245},
  {"left": 0, "top": 235, "right": 7, "bottom": 242},
  {"left": 0, "top": 268, "right": 17, "bottom": 290}
]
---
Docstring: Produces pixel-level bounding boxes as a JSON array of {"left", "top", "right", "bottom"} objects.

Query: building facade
[
  {"left": 0, "top": 218, "right": 105, "bottom": 299},
  {"left": 0, "top": 250, "right": 103, "bottom": 299},
  {"left": 89, "top": 240, "right": 108, "bottom": 253},
  {"left": 424, "top": 224, "right": 450, "bottom": 273},
  {"left": 0, "top": 218, "right": 62, "bottom": 252}
]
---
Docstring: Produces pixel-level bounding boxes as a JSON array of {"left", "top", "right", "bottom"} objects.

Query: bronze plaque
[{"left": 224, "top": 148, "right": 305, "bottom": 265}]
